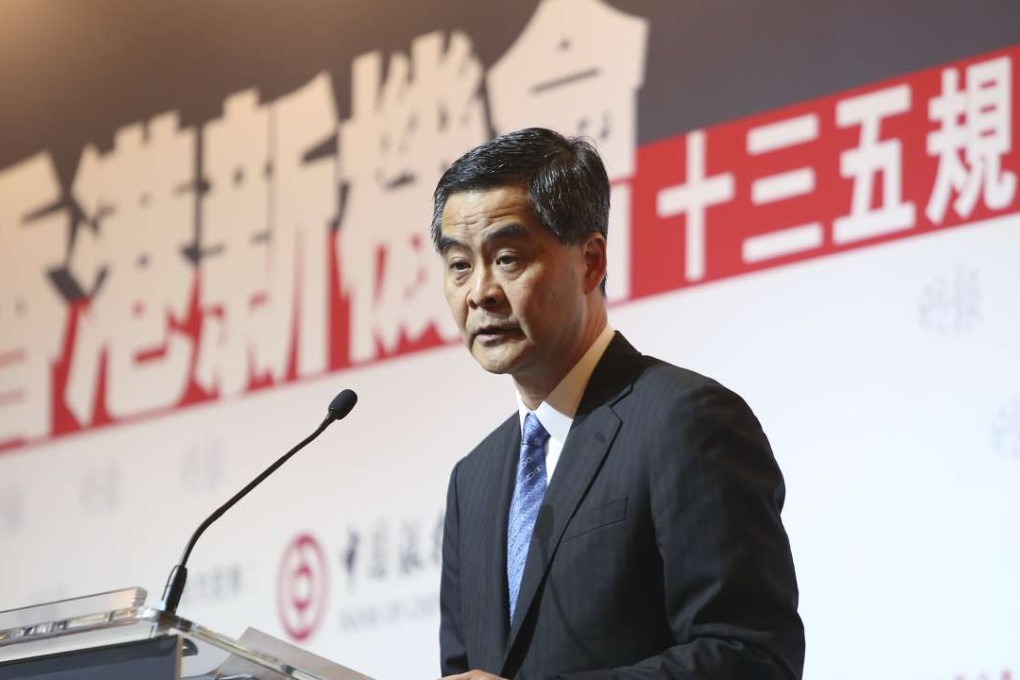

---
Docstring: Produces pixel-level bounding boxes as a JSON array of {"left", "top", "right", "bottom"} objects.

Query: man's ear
[{"left": 581, "top": 233, "right": 608, "bottom": 294}]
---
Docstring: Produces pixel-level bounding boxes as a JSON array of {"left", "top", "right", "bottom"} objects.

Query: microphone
[{"left": 159, "top": 388, "right": 358, "bottom": 615}]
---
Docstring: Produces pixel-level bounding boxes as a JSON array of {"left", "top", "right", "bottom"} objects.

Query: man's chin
[{"left": 470, "top": 344, "right": 524, "bottom": 376}]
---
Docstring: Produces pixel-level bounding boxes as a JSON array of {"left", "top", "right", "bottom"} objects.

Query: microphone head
[{"left": 327, "top": 389, "right": 358, "bottom": 421}]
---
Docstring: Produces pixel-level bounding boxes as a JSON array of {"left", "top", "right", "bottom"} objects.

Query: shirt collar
[{"left": 516, "top": 323, "right": 615, "bottom": 440}]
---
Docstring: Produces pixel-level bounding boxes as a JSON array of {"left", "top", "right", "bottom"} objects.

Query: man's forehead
[
  {"left": 442, "top": 186, "right": 534, "bottom": 218},
  {"left": 441, "top": 185, "right": 537, "bottom": 229}
]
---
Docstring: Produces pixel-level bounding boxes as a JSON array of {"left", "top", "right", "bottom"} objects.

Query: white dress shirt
[{"left": 515, "top": 324, "right": 615, "bottom": 480}]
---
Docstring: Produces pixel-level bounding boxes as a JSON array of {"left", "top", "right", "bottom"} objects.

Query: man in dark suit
[{"left": 432, "top": 128, "right": 804, "bottom": 679}]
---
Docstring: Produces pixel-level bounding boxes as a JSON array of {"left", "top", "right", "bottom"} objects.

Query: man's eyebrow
[
  {"left": 437, "top": 223, "right": 530, "bottom": 253},
  {"left": 482, "top": 223, "right": 529, "bottom": 244},
  {"left": 437, "top": 235, "right": 462, "bottom": 253}
]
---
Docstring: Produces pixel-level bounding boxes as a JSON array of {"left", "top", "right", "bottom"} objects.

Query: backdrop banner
[{"left": 0, "top": 2, "right": 1018, "bottom": 678}]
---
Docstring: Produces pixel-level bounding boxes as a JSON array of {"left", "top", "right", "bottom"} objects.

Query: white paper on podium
[{"left": 211, "top": 627, "right": 375, "bottom": 680}]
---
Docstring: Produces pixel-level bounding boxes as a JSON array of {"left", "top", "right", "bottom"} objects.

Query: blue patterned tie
[{"left": 507, "top": 412, "right": 550, "bottom": 624}]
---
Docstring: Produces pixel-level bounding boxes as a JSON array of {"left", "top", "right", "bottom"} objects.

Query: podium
[{"left": 0, "top": 588, "right": 372, "bottom": 679}]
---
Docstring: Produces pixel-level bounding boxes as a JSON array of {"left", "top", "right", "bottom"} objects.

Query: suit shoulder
[
  {"left": 632, "top": 354, "right": 726, "bottom": 398},
  {"left": 626, "top": 355, "right": 761, "bottom": 425}
]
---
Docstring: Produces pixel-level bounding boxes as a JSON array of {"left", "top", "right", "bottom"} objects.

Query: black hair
[{"left": 430, "top": 127, "right": 610, "bottom": 250}]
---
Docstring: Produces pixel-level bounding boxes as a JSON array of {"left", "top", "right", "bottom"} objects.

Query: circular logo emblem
[{"left": 277, "top": 533, "right": 328, "bottom": 642}]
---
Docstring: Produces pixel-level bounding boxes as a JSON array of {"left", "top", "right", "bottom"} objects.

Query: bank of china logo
[{"left": 277, "top": 532, "right": 329, "bottom": 642}]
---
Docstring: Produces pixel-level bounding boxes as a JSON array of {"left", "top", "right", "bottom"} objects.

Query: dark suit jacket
[{"left": 440, "top": 333, "right": 805, "bottom": 679}]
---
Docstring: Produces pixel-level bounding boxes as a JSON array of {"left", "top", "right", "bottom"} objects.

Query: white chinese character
[
  {"left": 656, "top": 130, "right": 735, "bottom": 282},
  {"left": 488, "top": 0, "right": 648, "bottom": 300},
  {"left": 833, "top": 85, "right": 916, "bottom": 244},
  {"left": 0, "top": 154, "right": 68, "bottom": 443},
  {"left": 337, "top": 32, "right": 484, "bottom": 363},
  {"left": 262, "top": 74, "right": 337, "bottom": 381},
  {"left": 66, "top": 113, "right": 195, "bottom": 421},
  {"left": 195, "top": 89, "right": 272, "bottom": 396},
  {"left": 743, "top": 114, "right": 824, "bottom": 263},
  {"left": 926, "top": 56, "right": 1017, "bottom": 224},
  {"left": 197, "top": 76, "right": 336, "bottom": 394}
]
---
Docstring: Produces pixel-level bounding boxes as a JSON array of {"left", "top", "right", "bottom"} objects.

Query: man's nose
[{"left": 466, "top": 267, "right": 502, "bottom": 309}]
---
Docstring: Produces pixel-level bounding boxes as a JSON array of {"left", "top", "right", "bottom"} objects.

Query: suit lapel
[
  {"left": 501, "top": 333, "right": 640, "bottom": 668},
  {"left": 476, "top": 415, "right": 519, "bottom": 669}
]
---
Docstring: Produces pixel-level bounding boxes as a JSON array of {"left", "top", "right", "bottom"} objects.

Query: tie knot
[{"left": 522, "top": 412, "right": 550, "bottom": 448}]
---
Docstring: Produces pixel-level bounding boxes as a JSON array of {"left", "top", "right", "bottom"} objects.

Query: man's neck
[
  {"left": 515, "top": 318, "right": 611, "bottom": 411},
  {"left": 516, "top": 385, "right": 553, "bottom": 412}
]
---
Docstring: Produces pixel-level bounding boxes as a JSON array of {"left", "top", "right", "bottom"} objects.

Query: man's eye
[
  {"left": 496, "top": 254, "right": 519, "bottom": 266},
  {"left": 448, "top": 260, "right": 470, "bottom": 272}
]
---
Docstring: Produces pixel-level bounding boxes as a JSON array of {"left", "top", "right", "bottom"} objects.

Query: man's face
[{"left": 438, "top": 186, "right": 593, "bottom": 384}]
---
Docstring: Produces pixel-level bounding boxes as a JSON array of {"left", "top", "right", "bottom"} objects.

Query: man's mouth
[{"left": 473, "top": 325, "right": 520, "bottom": 344}]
